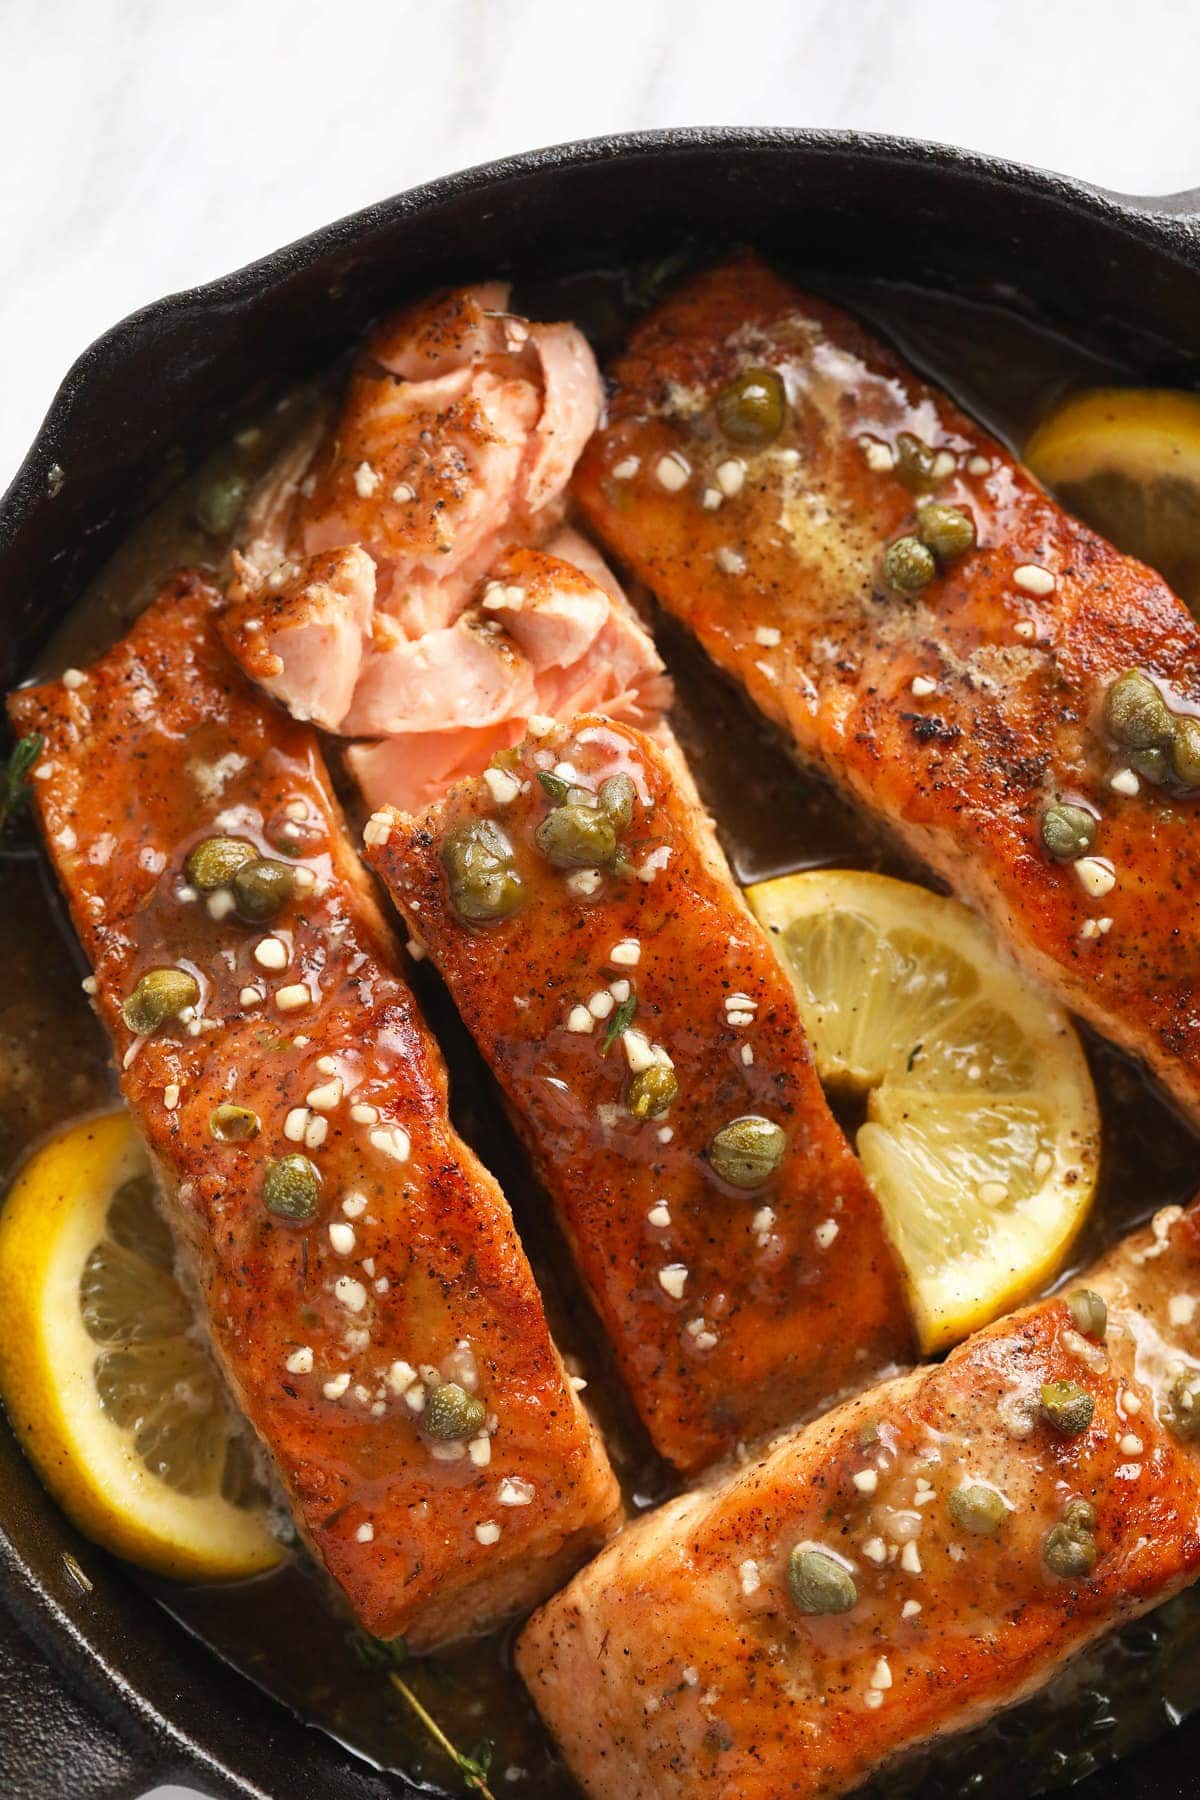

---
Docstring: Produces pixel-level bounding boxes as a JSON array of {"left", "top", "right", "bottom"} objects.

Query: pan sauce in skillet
[{"left": 8, "top": 259, "right": 1200, "bottom": 1797}]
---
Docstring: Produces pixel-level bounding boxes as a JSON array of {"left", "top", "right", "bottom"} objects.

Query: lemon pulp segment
[
  {"left": 747, "top": 871, "right": 1100, "bottom": 1352},
  {"left": 0, "top": 1110, "right": 281, "bottom": 1580}
]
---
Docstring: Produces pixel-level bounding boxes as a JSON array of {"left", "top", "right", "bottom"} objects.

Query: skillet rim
[{"left": 4, "top": 124, "right": 1200, "bottom": 536}]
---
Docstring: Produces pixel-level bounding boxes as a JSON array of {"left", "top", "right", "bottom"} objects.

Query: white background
[
  {"left": 3, "top": 0, "right": 1199, "bottom": 1794},
  {"left": 5, "top": 0, "right": 1200, "bottom": 489}
]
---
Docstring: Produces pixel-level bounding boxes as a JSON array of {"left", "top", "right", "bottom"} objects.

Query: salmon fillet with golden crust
[
  {"left": 9, "top": 573, "right": 619, "bottom": 1648},
  {"left": 518, "top": 1197, "right": 1200, "bottom": 1798},
  {"left": 363, "top": 716, "right": 912, "bottom": 1472},
  {"left": 575, "top": 254, "right": 1200, "bottom": 1124}
]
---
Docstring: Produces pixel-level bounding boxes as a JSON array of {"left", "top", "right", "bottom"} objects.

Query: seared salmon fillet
[
  {"left": 364, "top": 716, "right": 912, "bottom": 1471},
  {"left": 575, "top": 255, "right": 1200, "bottom": 1124},
  {"left": 9, "top": 574, "right": 620, "bottom": 1647},
  {"left": 220, "top": 283, "right": 669, "bottom": 810},
  {"left": 518, "top": 1196, "right": 1200, "bottom": 1797}
]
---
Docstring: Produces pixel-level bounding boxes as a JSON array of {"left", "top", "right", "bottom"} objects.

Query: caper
[
  {"left": 535, "top": 803, "right": 617, "bottom": 870},
  {"left": 714, "top": 367, "right": 786, "bottom": 446},
  {"left": 1170, "top": 716, "right": 1200, "bottom": 789},
  {"left": 786, "top": 1546, "right": 857, "bottom": 1615},
  {"left": 121, "top": 968, "right": 199, "bottom": 1035},
  {"left": 708, "top": 1116, "right": 786, "bottom": 1189},
  {"left": 194, "top": 472, "right": 248, "bottom": 538},
  {"left": 232, "top": 857, "right": 296, "bottom": 923},
  {"left": 1044, "top": 1519, "right": 1098, "bottom": 1579},
  {"left": 1039, "top": 1379, "right": 1095, "bottom": 1435},
  {"left": 895, "top": 432, "right": 939, "bottom": 493},
  {"left": 598, "top": 774, "right": 637, "bottom": 831},
  {"left": 1103, "top": 669, "right": 1174, "bottom": 751},
  {"left": 263, "top": 1154, "right": 319, "bottom": 1222},
  {"left": 423, "top": 1382, "right": 487, "bottom": 1441},
  {"left": 917, "top": 503, "right": 977, "bottom": 563},
  {"left": 209, "top": 1104, "right": 261, "bottom": 1143},
  {"left": 882, "top": 536, "right": 937, "bottom": 594},
  {"left": 627, "top": 1064, "right": 678, "bottom": 1120},
  {"left": 1164, "top": 1371, "right": 1200, "bottom": 1441},
  {"left": 185, "top": 835, "right": 256, "bottom": 891},
  {"left": 1067, "top": 1289, "right": 1108, "bottom": 1340},
  {"left": 1062, "top": 1497, "right": 1096, "bottom": 1534},
  {"left": 948, "top": 1482, "right": 1008, "bottom": 1537},
  {"left": 1128, "top": 745, "right": 1170, "bottom": 785},
  {"left": 442, "top": 818, "right": 525, "bottom": 923},
  {"left": 1040, "top": 803, "right": 1097, "bottom": 862},
  {"left": 1043, "top": 1497, "right": 1098, "bottom": 1579}
]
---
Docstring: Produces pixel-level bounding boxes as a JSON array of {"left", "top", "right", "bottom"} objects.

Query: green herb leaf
[
  {"left": 386, "top": 1671, "right": 497, "bottom": 1797},
  {"left": 537, "top": 769, "right": 571, "bottom": 804},
  {"left": 600, "top": 988, "right": 638, "bottom": 1055},
  {"left": 461, "top": 1741, "right": 495, "bottom": 1782},
  {"left": 349, "top": 1628, "right": 410, "bottom": 1672},
  {"left": 632, "top": 245, "right": 695, "bottom": 304},
  {"left": 349, "top": 1632, "right": 496, "bottom": 1796},
  {"left": 0, "top": 734, "right": 43, "bottom": 834}
]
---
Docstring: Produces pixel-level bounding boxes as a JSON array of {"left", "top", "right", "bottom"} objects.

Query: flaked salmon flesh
[
  {"left": 9, "top": 574, "right": 620, "bottom": 1648},
  {"left": 221, "top": 285, "right": 669, "bottom": 809},
  {"left": 290, "top": 281, "right": 591, "bottom": 625},
  {"left": 341, "top": 533, "right": 670, "bottom": 812},
  {"left": 364, "top": 716, "right": 912, "bottom": 1471},
  {"left": 518, "top": 1197, "right": 1200, "bottom": 1798},
  {"left": 574, "top": 254, "right": 1200, "bottom": 1125}
]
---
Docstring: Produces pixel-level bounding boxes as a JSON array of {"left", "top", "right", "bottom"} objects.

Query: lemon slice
[
  {"left": 1026, "top": 387, "right": 1200, "bottom": 608},
  {"left": 0, "top": 1111, "right": 282, "bottom": 1580},
  {"left": 747, "top": 871, "right": 1100, "bottom": 1352}
]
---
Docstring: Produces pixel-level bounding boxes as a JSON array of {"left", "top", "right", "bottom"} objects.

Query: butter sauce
[{"left": 2, "top": 257, "right": 1199, "bottom": 1797}]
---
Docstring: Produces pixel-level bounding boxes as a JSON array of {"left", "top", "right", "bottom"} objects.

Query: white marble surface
[
  {"left": 5, "top": 0, "right": 1200, "bottom": 489},
  {"left": 3, "top": 0, "right": 1200, "bottom": 1793}
]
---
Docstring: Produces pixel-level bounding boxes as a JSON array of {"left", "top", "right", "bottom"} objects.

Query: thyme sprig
[
  {"left": 351, "top": 1632, "right": 496, "bottom": 1797},
  {"left": 385, "top": 1672, "right": 496, "bottom": 1797},
  {"left": 600, "top": 987, "right": 638, "bottom": 1055}
]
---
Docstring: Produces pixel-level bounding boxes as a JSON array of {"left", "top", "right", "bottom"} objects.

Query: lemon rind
[
  {"left": 748, "top": 870, "right": 1100, "bottom": 1354},
  {"left": 0, "top": 1112, "right": 280, "bottom": 1582},
  {"left": 1025, "top": 387, "right": 1200, "bottom": 488}
]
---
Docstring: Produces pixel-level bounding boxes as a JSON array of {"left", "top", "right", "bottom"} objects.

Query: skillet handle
[
  {"left": 0, "top": 1600, "right": 166, "bottom": 1800},
  {"left": 1115, "top": 184, "right": 1200, "bottom": 230}
]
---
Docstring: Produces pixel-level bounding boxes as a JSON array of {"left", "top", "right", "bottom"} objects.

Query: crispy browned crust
[
  {"left": 366, "top": 716, "right": 912, "bottom": 1472},
  {"left": 575, "top": 254, "right": 1200, "bottom": 1124},
  {"left": 517, "top": 1201, "right": 1200, "bottom": 1799},
  {"left": 9, "top": 573, "right": 620, "bottom": 1646}
]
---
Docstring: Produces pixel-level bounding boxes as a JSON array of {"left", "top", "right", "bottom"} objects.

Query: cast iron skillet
[{"left": 2, "top": 127, "right": 1200, "bottom": 1800}]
